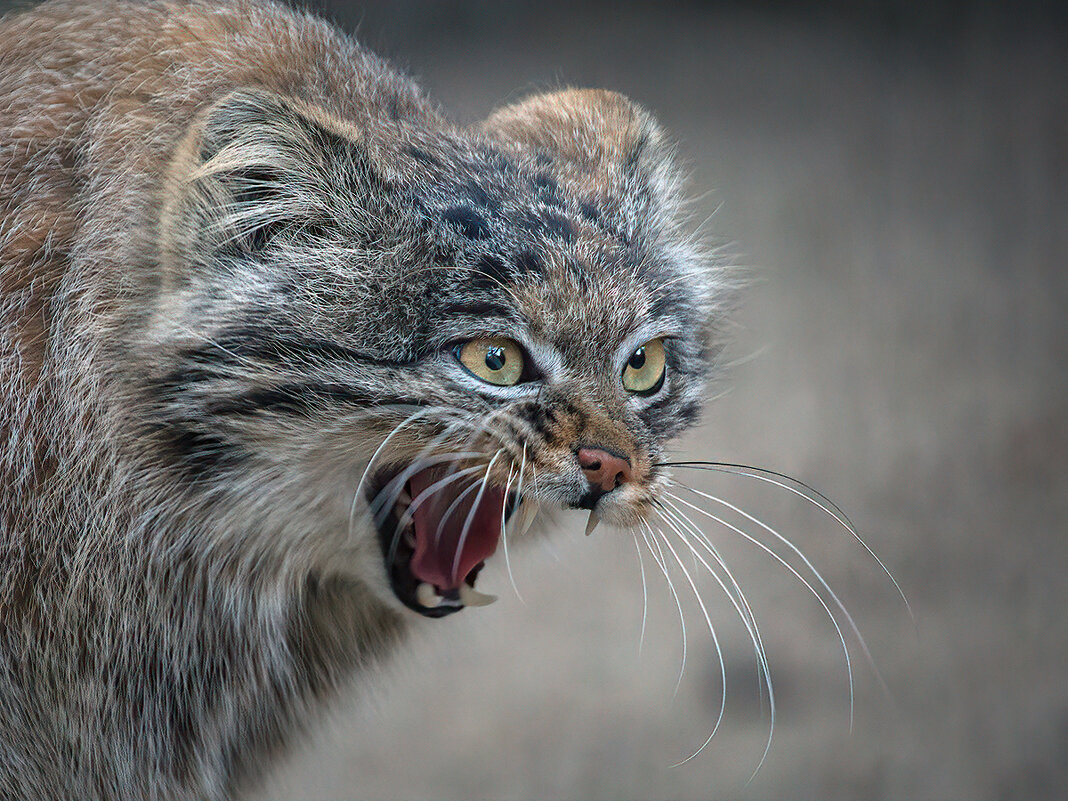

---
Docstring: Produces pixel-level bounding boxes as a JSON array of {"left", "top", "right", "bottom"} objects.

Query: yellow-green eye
[
  {"left": 622, "top": 337, "right": 666, "bottom": 395},
  {"left": 456, "top": 337, "right": 525, "bottom": 386}
]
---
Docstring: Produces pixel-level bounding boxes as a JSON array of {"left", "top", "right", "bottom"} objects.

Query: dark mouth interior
[{"left": 369, "top": 463, "right": 519, "bottom": 618}]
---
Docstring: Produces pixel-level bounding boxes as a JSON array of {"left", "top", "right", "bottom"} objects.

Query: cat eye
[
  {"left": 622, "top": 337, "right": 666, "bottom": 395},
  {"left": 455, "top": 337, "right": 526, "bottom": 386}
]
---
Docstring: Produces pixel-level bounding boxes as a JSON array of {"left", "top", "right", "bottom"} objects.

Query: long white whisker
[
  {"left": 670, "top": 485, "right": 867, "bottom": 722},
  {"left": 660, "top": 499, "right": 765, "bottom": 661},
  {"left": 638, "top": 521, "right": 688, "bottom": 695},
  {"left": 646, "top": 523, "right": 729, "bottom": 764},
  {"left": 630, "top": 528, "right": 649, "bottom": 656},
  {"left": 386, "top": 465, "right": 485, "bottom": 568},
  {"left": 394, "top": 463, "right": 486, "bottom": 527},
  {"left": 432, "top": 475, "right": 485, "bottom": 545},
  {"left": 451, "top": 450, "right": 504, "bottom": 584},
  {"left": 502, "top": 444, "right": 528, "bottom": 603},
  {"left": 349, "top": 406, "right": 450, "bottom": 544},
  {"left": 362, "top": 410, "right": 490, "bottom": 527},
  {"left": 353, "top": 407, "right": 442, "bottom": 504},
  {"left": 370, "top": 451, "right": 485, "bottom": 521},
  {"left": 664, "top": 462, "right": 910, "bottom": 617},
  {"left": 654, "top": 504, "right": 774, "bottom": 777},
  {"left": 658, "top": 498, "right": 770, "bottom": 714}
]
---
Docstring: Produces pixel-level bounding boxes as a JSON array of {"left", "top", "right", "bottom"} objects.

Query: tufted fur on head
[{"left": 0, "top": 0, "right": 731, "bottom": 797}]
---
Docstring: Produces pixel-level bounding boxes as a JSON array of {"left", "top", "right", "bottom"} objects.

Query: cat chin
[{"left": 582, "top": 487, "right": 657, "bottom": 531}]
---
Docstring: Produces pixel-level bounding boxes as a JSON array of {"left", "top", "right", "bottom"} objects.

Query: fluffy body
[{"left": 0, "top": 0, "right": 726, "bottom": 797}]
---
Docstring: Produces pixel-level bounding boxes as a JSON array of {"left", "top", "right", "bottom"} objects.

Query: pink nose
[{"left": 577, "top": 447, "right": 632, "bottom": 493}]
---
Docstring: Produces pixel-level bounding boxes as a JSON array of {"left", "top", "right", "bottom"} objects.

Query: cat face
[{"left": 147, "top": 89, "right": 730, "bottom": 617}]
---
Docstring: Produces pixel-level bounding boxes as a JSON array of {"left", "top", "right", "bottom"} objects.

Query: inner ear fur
[
  {"left": 161, "top": 89, "right": 377, "bottom": 266},
  {"left": 480, "top": 88, "right": 681, "bottom": 203}
]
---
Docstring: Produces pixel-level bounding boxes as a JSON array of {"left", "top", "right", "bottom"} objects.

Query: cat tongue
[{"left": 408, "top": 466, "right": 503, "bottom": 591}]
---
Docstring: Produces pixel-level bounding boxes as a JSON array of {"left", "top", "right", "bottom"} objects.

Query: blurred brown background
[{"left": 5, "top": 0, "right": 1065, "bottom": 797}]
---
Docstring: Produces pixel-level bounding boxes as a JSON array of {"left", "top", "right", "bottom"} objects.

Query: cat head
[{"left": 146, "top": 88, "right": 731, "bottom": 616}]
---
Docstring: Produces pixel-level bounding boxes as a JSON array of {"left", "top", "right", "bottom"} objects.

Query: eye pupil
[
  {"left": 485, "top": 346, "right": 506, "bottom": 371},
  {"left": 629, "top": 348, "right": 646, "bottom": 370}
]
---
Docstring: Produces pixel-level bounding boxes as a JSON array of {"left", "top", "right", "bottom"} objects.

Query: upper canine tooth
[
  {"left": 458, "top": 583, "right": 497, "bottom": 607},
  {"left": 584, "top": 510, "right": 600, "bottom": 537},
  {"left": 415, "top": 582, "right": 441, "bottom": 608},
  {"left": 514, "top": 500, "right": 538, "bottom": 536}
]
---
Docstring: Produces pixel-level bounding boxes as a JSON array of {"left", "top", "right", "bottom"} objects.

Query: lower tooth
[
  {"left": 458, "top": 583, "right": 497, "bottom": 607},
  {"left": 415, "top": 582, "right": 441, "bottom": 608}
]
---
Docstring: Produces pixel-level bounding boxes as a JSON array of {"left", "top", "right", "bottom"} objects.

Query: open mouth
[{"left": 369, "top": 462, "right": 519, "bottom": 618}]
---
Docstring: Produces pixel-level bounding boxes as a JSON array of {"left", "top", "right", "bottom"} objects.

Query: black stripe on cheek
[
  {"left": 462, "top": 180, "right": 500, "bottom": 212},
  {"left": 156, "top": 423, "right": 247, "bottom": 477},
  {"left": 180, "top": 330, "right": 413, "bottom": 369},
  {"left": 208, "top": 382, "right": 372, "bottom": 417},
  {"left": 532, "top": 174, "right": 564, "bottom": 208},
  {"left": 678, "top": 399, "right": 702, "bottom": 425},
  {"left": 149, "top": 366, "right": 217, "bottom": 402}
]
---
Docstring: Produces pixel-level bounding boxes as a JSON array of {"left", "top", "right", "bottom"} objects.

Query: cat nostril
[{"left": 576, "top": 447, "right": 632, "bottom": 493}]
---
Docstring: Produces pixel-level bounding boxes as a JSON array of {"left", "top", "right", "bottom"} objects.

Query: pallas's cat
[{"left": 0, "top": 0, "right": 754, "bottom": 797}]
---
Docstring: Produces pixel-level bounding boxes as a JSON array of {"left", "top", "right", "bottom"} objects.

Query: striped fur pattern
[{"left": 0, "top": 0, "right": 729, "bottom": 796}]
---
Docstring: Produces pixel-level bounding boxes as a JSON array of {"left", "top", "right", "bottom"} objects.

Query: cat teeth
[
  {"left": 416, "top": 581, "right": 495, "bottom": 609},
  {"left": 513, "top": 499, "right": 539, "bottom": 537},
  {"left": 415, "top": 582, "right": 441, "bottom": 609},
  {"left": 458, "top": 583, "right": 497, "bottom": 607},
  {"left": 584, "top": 510, "right": 600, "bottom": 537}
]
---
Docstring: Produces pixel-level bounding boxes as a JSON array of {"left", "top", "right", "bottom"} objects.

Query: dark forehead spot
[
  {"left": 406, "top": 145, "right": 441, "bottom": 167},
  {"left": 532, "top": 173, "right": 564, "bottom": 208},
  {"left": 476, "top": 254, "right": 512, "bottom": 285},
  {"left": 532, "top": 173, "right": 557, "bottom": 193},
  {"left": 514, "top": 249, "right": 542, "bottom": 274},
  {"left": 442, "top": 206, "right": 491, "bottom": 240},
  {"left": 462, "top": 180, "right": 498, "bottom": 211},
  {"left": 542, "top": 212, "right": 574, "bottom": 242},
  {"left": 518, "top": 211, "right": 547, "bottom": 237},
  {"left": 579, "top": 201, "right": 601, "bottom": 223}
]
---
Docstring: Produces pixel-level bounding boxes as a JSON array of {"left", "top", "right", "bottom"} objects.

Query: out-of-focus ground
[{"left": 259, "top": 1, "right": 1067, "bottom": 799}]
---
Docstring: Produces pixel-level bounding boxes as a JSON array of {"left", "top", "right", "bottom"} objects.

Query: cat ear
[
  {"left": 165, "top": 89, "right": 379, "bottom": 259},
  {"left": 480, "top": 89, "right": 682, "bottom": 211}
]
